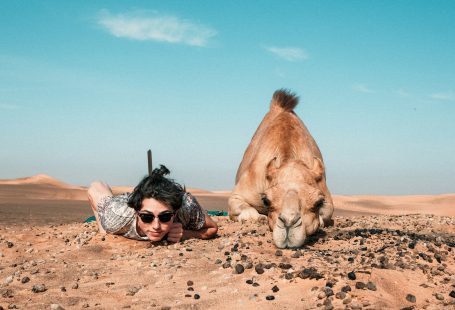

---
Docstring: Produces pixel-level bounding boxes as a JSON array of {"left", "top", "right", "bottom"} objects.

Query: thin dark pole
[{"left": 147, "top": 149, "right": 153, "bottom": 176}]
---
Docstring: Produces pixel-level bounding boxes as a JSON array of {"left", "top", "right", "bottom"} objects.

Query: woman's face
[{"left": 137, "top": 198, "right": 175, "bottom": 241}]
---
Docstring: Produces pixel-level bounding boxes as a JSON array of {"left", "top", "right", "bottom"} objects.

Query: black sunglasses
[{"left": 137, "top": 211, "right": 175, "bottom": 224}]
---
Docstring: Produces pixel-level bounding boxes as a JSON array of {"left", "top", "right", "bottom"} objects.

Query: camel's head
[{"left": 263, "top": 158, "right": 330, "bottom": 248}]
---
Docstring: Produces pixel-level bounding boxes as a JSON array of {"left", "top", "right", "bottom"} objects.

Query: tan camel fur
[{"left": 229, "top": 89, "right": 334, "bottom": 248}]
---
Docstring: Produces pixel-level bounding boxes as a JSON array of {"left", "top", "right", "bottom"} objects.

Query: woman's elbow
[{"left": 205, "top": 223, "right": 218, "bottom": 239}]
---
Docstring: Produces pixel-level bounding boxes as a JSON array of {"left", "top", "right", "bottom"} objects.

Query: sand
[{"left": 0, "top": 175, "right": 454, "bottom": 309}]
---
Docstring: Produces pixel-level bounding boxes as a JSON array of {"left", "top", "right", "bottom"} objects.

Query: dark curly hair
[{"left": 128, "top": 165, "right": 185, "bottom": 212}]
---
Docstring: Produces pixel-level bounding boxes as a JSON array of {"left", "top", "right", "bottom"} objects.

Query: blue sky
[{"left": 1, "top": 1, "right": 454, "bottom": 194}]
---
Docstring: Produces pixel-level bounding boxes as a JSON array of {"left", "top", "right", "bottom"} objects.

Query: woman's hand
[{"left": 167, "top": 222, "right": 184, "bottom": 242}]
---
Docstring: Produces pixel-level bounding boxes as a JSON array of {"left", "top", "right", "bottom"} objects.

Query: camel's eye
[
  {"left": 311, "top": 198, "right": 325, "bottom": 212},
  {"left": 261, "top": 194, "right": 271, "bottom": 208}
]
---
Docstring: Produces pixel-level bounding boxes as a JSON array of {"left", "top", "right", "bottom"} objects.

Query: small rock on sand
[
  {"left": 355, "top": 282, "right": 366, "bottom": 289},
  {"left": 4, "top": 276, "right": 13, "bottom": 285},
  {"left": 347, "top": 271, "right": 356, "bottom": 280},
  {"left": 406, "top": 294, "right": 416, "bottom": 303},
  {"left": 21, "top": 277, "right": 30, "bottom": 284},
  {"left": 367, "top": 281, "right": 377, "bottom": 291},
  {"left": 341, "top": 285, "right": 352, "bottom": 293},
  {"left": 234, "top": 264, "right": 245, "bottom": 274},
  {"left": 335, "top": 291, "right": 346, "bottom": 299},
  {"left": 255, "top": 264, "right": 265, "bottom": 274},
  {"left": 32, "top": 284, "right": 47, "bottom": 293},
  {"left": 435, "top": 293, "right": 444, "bottom": 300}
]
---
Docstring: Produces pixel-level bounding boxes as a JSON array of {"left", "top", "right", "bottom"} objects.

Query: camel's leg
[
  {"left": 319, "top": 202, "right": 334, "bottom": 227},
  {"left": 228, "top": 193, "right": 267, "bottom": 223}
]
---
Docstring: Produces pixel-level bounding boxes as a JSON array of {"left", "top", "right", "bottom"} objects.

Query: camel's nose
[
  {"left": 278, "top": 190, "right": 301, "bottom": 228},
  {"left": 278, "top": 213, "right": 301, "bottom": 228}
]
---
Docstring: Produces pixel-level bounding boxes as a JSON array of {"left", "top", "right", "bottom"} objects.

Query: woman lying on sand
[{"left": 87, "top": 165, "right": 218, "bottom": 242}]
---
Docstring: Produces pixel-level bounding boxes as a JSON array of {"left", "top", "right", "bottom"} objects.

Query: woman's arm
[
  {"left": 167, "top": 214, "right": 218, "bottom": 242},
  {"left": 182, "top": 214, "right": 218, "bottom": 240}
]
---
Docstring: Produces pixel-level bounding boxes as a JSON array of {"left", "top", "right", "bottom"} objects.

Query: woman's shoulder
[{"left": 176, "top": 192, "right": 205, "bottom": 230}]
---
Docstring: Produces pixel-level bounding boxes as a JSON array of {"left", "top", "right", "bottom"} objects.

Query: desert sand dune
[
  {"left": 334, "top": 194, "right": 455, "bottom": 217},
  {"left": 0, "top": 174, "right": 80, "bottom": 189}
]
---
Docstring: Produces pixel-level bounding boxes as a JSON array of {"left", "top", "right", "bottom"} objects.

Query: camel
[{"left": 228, "top": 89, "right": 334, "bottom": 248}]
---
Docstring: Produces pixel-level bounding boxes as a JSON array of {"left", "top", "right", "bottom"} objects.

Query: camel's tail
[{"left": 270, "top": 89, "right": 299, "bottom": 111}]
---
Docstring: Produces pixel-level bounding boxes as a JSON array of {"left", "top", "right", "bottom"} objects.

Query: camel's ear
[
  {"left": 312, "top": 157, "right": 325, "bottom": 182},
  {"left": 266, "top": 157, "right": 280, "bottom": 182}
]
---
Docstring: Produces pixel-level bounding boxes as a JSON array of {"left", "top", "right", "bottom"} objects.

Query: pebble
[
  {"left": 265, "top": 295, "right": 275, "bottom": 300},
  {"left": 246, "top": 279, "right": 253, "bottom": 285},
  {"left": 325, "top": 280, "right": 335, "bottom": 288},
  {"left": 351, "top": 302, "right": 362, "bottom": 309},
  {"left": 275, "top": 250, "right": 283, "bottom": 256},
  {"left": 194, "top": 294, "right": 200, "bottom": 299},
  {"left": 366, "top": 281, "right": 377, "bottom": 291},
  {"left": 297, "top": 267, "right": 323, "bottom": 280},
  {"left": 234, "top": 264, "right": 245, "bottom": 274},
  {"left": 342, "top": 297, "right": 352, "bottom": 305},
  {"left": 347, "top": 271, "right": 356, "bottom": 280},
  {"left": 21, "top": 276, "right": 30, "bottom": 284},
  {"left": 323, "top": 287, "right": 334, "bottom": 297},
  {"left": 271, "top": 285, "right": 279, "bottom": 293},
  {"left": 323, "top": 298, "right": 333, "bottom": 307},
  {"left": 214, "top": 259, "right": 222, "bottom": 264},
  {"left": 335, "top": 291, "right": 346, "bottom": 299},
  {"left": 7, "top": 241, "right": 14, "bottom": 248},
  {"left": 355, "top": 282, "right": 366, "bottom": 289},
  {"left": 406, "top": 294, "right": 416, "bottom": 303},
  {"left": 222, "top": 262, "right": 231, "bottom": 269},
  {"left": 449, "top": 290, "right": 455, "bottom": 298},
  {"left": 4, "top": 275, "right": 13, "bottom": 285},
  {"left": 2, "top": 289, "right": 13, "bottom": 298},
  {"left": 278, "top": 263, "right": 292, "bottom": 270},
  {"left": 187, "top": 280, "right": 194, "bottom": 286},
  {"left": 126, "top": 287, "right": 141, "bottom": 296},
  {"left": 72, "top": 283, "right": 79, "bottom": 289},
  {"left": 50, "top": 304, "right": 65, "bottom": 310},
  {"left": 32, "top": 284, "right": 47, "bottom": 293},
  {"left": 255, "top": 264, "right": 265, "bottom": 274},
  {"left": 435, "top": 293, "right": 444, "bottom": 300},
  {"left": 341, "top": 285, "right": 352, "bottom": 293}
]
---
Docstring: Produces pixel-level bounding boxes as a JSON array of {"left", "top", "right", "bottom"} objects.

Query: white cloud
[
  {"left": 265, "top": 46, "right": 308, "bottom": 61},
  {"left": 352, "top": 83, "right": 375, "bottom": 94},
  {"left": 98, "top": 10, "right": 217, "bottom": 47},
  {"left": 429, "top": 92, "right": 455, "bottom": 102}
]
